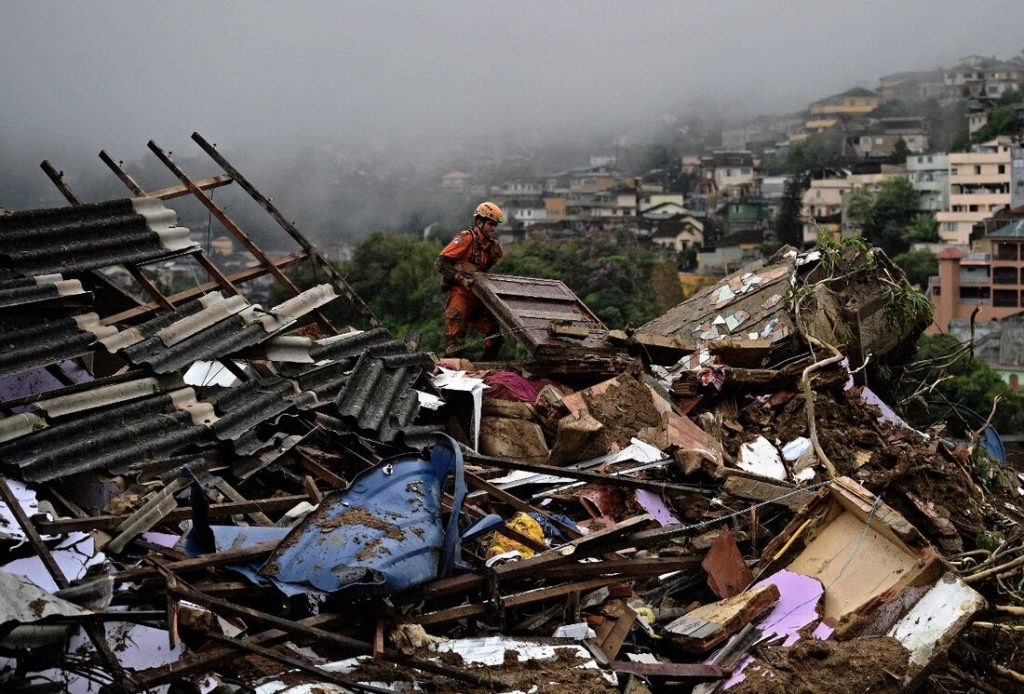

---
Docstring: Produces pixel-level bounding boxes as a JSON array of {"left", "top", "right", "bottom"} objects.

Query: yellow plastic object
[{"left": 485, "top": 512, "right": 544, "bottom": 559}]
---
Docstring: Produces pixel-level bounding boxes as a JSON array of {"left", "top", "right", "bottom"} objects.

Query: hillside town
[
  {"left": 5, "top": 23, "right": 1024, "bottom": 693},
  {"left": 401, "top": 53, "right": 1023, "bottom": 392}
]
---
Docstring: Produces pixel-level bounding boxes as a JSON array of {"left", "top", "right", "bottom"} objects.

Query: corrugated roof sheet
[
  {"left": 103, "top": 286, "right": 338, "bottom": 374},
  {"left": 333, "top": 348, "right": 433, "bottom": 444},
  {"left": 0, "top": 274, "right": 90, "bottom": 309},
  {"left": 0, "top": 312, "right": 116, "bottom": 379},
  {"left": 0, "top": 387, "right": 215, "bottom": 482},
  {"left": 0, "top": 198, "right": 198, "bottom": 276}
]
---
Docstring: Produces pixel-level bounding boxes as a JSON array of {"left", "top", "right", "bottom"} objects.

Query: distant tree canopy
[
  {"left": 774, "top": 175, "right": 806, "bottom": 247},
  {"left": 846, "top": 177, "right": 924, "bottom": 257},
  {"left": 892, "top": 248, "right": 938, "bottom": 289},
  {"left": 903, "top": 334, "right": 1024, "bottom": 435},
  {"left": 972, "top": 104, "right": 1023, "bottom": 143},
  {"left": 276, "top": 228, "right": 683, "bottom": 356}
]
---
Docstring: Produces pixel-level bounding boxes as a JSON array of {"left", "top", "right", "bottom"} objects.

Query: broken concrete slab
[{"left": 479, "top": 417, "right": 549, "bottom": 464}]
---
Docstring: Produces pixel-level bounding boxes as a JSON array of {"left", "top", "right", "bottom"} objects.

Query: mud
[
  {"left": 730, "top": 636, "right": 910, "bottom": 694},
  {"left": 583, "top": 375, "right": 662, "bottom": 449},
  {"left": 319, "top": 507, "right": 405, "bottom": 541}
]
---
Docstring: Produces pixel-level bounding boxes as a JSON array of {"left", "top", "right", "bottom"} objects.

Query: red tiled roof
[{"left": 936, "top": 246, "right": 967, "bottom": 260}]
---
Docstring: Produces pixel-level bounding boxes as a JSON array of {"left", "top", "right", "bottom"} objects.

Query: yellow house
[
  {"left": 808, "top": 87, "right": 880, "bottom": 117},
  {"left": 545, "top": 197, "right": 567, "bottom": 222}
]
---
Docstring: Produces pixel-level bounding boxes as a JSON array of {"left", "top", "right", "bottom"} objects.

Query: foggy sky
[{"left": 3, "top": 1, "right": 1024, "bottom": 200}]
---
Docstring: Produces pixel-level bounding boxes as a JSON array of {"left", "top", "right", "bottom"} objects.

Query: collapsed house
[{"left": 1, "top": 137, "right": 1022, "bottom": 693}]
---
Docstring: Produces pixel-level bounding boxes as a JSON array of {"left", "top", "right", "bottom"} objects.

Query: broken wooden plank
[
  {"left": 666, "top": 583, "right": 780, "bottom": 653},
  {"left": 35, "top": 494, "right": 309, "bottom": 533},
  {"left": 702, "top": 526, "right": 753, "bottom": 599},
  {"left": 723, "top": 474, "right": 816, "bottom": 512}
]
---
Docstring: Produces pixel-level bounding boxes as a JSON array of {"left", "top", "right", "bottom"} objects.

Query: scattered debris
[{"left": 0, "top": 149, "right": 1016, "bottom": 692}]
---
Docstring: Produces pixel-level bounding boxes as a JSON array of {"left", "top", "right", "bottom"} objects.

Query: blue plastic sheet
[{"left": 258, "top": 434, "right": 499, "bottom": 594}]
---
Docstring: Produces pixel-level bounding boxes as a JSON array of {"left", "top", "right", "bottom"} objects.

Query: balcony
[{"left": 959, "top": 272, "right": 991, "bottom": 285}]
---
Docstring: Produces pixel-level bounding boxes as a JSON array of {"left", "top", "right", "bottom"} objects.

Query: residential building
[
  {"left": 641, "top": 201, "right": 690, "bottom": 220},
  {"left": 949, "top": 311, "right": 1024, "bottom": 391},
  {"left": 504, "top": 200, "right": 547, "bottom": 227},
  {"left": 697, "top": 228, "right": 765, "bottom": 275},
  {"left": 649, "top": 216, "right": 705, "bottom": 253},
  {"left": 808, "top": 87, "right": 880, "bottom": 117},
  {"left": 982, "top": 62, "right": 1024, "bottom": 99},
  {"left": 1015, "top": 146, "right": 1024, "bottom": 208},
  {"left": 441, "top": 171, "right": 471, "bottom": 190},
  {"left": 928, "top": 219, "right": 1024, "bottom": 332},
  {"left": 846, "top": 117, "right": 930, "bottom": 158},
  {"left": 708, "top": 151, "right": 757, "bottom": 200},
  {"left": 878, "top": 69, "right": 948, "bottom": 102},
  {"left": 945, "top": 56, "right": 992, "bottom": 97},
  {"left": 494, "top": 178, "right": 544, "bottom": 197},
  {"left": 802, "top": 170, "right": 902, "bottom": 244},
  {"left": 935, "top": 138, "right": 1016, "bottom": 246},
  {"left": 639, "top": 193, "right": 685, "bottom": 212},
  {"left": 906, "top": 153, "right": 949, "bottom": 212},
  {"left": 966, "top": 99, "right": 993, "bottom": 137}
]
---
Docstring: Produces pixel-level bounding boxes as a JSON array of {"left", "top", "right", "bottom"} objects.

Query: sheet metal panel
[
  {"left": 471, "top": 273, "right": 611, "bottom": 357},
  {"left": 0, "top": 313, "right": 115, "bottom": 379},
  {"left": 0, "top": 198, "right": 198, "bottom": 276}
]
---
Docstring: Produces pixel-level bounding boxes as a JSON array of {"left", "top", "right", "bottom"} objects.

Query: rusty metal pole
[
  {"left": 190, "top": 132, "right": 384, "bottom": 329},
  {"left": 40, "top": 160, "right": 83, "bottom": 205}
]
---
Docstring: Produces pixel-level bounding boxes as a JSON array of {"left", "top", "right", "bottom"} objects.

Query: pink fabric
[{"left": 483, "top": 371, "right": 553, "bottom": 402}]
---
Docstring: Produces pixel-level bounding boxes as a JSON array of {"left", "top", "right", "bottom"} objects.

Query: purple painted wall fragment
[
  {"left": 635, "top": 490, "right": 679, "bottom": 526},
  {"left": 721, "top": 569, "right": 832, "bottom": 688}
]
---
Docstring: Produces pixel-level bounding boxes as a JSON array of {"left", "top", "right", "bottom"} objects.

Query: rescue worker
[{"left": 436, "top": 201, "right": 505, "bottom": 359}]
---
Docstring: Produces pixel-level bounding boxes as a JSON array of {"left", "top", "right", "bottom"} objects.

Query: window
[
  {"left": 875, "top": 137, "right": 884, "bottom": 145},
  {"left": 998, "top": 165, "right": 1006, "bottom": 174},
  {"left": 946, "top": 222, "right": 957, "bottom": 231},
  {"left": 951, "top": 167, "right": 959, "bottom": 175},
  {"left": 975, "top": 165, "right": 982, "bottom": 175},
  {"left": 927, "top": 155, "right": 933, "bottom": 163},
  {"left": 994, "top": 290, "right": 1018, "bottom": 307},
  {"left": 994, "top": 267, "right": 1018, "bottom": 285}
]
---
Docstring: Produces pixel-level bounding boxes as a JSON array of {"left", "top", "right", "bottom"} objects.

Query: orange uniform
[{"left": 436, "top": 226, "right": 504, "bottom": 358}]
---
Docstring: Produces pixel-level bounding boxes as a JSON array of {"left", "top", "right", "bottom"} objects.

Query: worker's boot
[{"left": 481, "top": 335, "right": 504, "bottom": 361}]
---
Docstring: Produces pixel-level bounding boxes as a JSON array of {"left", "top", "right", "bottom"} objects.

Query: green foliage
[
  {"left": 784, "top": 132, "right": 843, "bottom": 175},
  {"left": 889, "top": 137, "right": 910, "bottom": 164},
  {"left": 881, "top": 283, "right": 933, "bottom": 329},
  {"left": 276, "top": 229, "right": 681, "bottom": 354},
  {"left": 892, "top": 248, "right": 938, "bottom": 289},
  {"left": 972, "top": 104, "right": 1023, "bottom": 143},
  {"left": 500, "top": 229, "right": 680, "bottom": 328},
  {"left": 846, "top": 177, "right": 921, "bottom": 257},
  {"left": 909, "top": 334, "right": 1024, "bottom": 435},
  {"left": 773, "top": 176, "right": 806, "bottom": 247}
]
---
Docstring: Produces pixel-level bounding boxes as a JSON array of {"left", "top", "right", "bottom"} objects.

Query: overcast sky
[{"left": 3, "top": 1, "right": 1024, "bottom": 174}]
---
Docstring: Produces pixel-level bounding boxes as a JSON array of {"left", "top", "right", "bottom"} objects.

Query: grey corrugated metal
[
  {"left": 333, "top": 349, "right": 433, "bottom": 444},
  {"left": 0, "top": 274, "right": 90, "bottom": 309},
  {"left": 204, "top": 376, "right": 312, "bottom": 442},
  {"left": 471, "top": 273, "right": 613, "bottom": 357},
  {"left": 0, "top": 389, "right": 215, "bottom": 482},
  {"left": 0, "top": 312, "right": 116, "bottom": 379},
  {"left": 0, "top": 198, "right": 197, "bottom": 276},
  {"left": 105, "top": 286, "right": 338, "bottom": 374}
]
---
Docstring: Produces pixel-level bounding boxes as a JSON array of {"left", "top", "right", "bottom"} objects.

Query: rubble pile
[{"left": 2, "top": 192, "right": 1023, "bottom": 693}]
